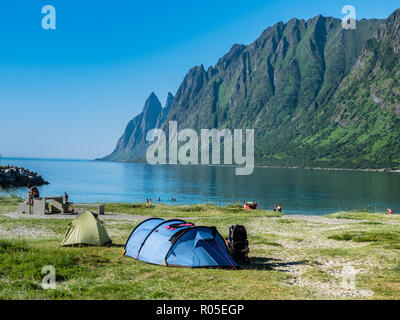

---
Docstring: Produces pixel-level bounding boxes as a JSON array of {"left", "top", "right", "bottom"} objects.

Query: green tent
[{"left": 61, "top": 210, "right": 112, "bottom": 246}]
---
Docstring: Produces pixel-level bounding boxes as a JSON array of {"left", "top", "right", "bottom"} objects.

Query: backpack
[{"left": 227, "top": 225, "right": 250, "bottom": 264}]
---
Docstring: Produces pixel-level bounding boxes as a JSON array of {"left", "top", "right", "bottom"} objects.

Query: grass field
[{"left": 0, "top": 195, "right": 400, "bottom": 300}]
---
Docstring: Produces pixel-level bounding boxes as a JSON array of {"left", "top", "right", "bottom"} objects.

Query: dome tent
[
  {"left": 61, "top": 210, "right": 111, "bottom": 246},
  {"left": 124, "top": 218, "right": 238, "bottom": 268}
]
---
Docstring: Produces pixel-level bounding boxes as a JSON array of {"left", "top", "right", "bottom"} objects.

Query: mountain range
[{"left": 101, "top": 9, "right": 400, "bottom": 169}]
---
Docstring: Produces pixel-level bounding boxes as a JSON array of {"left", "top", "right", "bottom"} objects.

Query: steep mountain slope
[
  {"left": 102, "top": 10, "right": 400, "bottom": 169},
  {"left": 298, "top": 9, "right": 400, "bottom": 168}
]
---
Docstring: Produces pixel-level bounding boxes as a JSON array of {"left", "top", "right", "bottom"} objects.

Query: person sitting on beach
[
  {"left": 274, "top": 203, "right": 282, "bottom": 212},
  {"left": 25, "top": 184, "right": 39, "bottom": 206},
  {"left": 387, "top": 208, "right": 393, "bottom": 215}
]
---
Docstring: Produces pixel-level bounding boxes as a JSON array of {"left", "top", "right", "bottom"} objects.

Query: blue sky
[{"left": 0, "top": 0, "right": 399, "bottom": 159}]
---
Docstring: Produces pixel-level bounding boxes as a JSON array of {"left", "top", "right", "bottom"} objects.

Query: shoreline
[
  {"left": 0, "top": 197, "right": 396, "bottom": 218},
  {"left": 94, "top": 159, "right": 400, "bottom": 174},
  {"left": 3, "top": 157, "right": 400, "bottom": 174},
  {"left": 255, "top": 165, "right": 400, "bottom": 173}
]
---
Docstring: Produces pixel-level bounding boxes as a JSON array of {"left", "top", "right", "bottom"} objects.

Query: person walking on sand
[{"left": 387, "top": 208, "right": 393, "bottom": 214}]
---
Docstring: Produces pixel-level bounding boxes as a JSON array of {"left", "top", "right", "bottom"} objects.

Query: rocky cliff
[
  {"left": 101, "top": 92, "right": 174, "bottom": 162},
  {"left": 102, "top": 9, "right": 400, "bottom": 169}
]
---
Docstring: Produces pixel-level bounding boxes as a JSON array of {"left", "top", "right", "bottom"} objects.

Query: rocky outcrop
[
  {"left": 0, "top": 166, "right": 49, "bottom": 188},
  {"left": 100, "top": 92, "right": 174, "bottom": 162}
]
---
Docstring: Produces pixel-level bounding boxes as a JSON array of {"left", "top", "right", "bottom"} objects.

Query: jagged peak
[
  {"left": 148, "top": 91, "right": 158, "bottom": 100},
  {"left": 164, "top": 92, "right": 174, "bottom": 109},
  {"left": 184, "top": 64, "right": 208, "bottom": 81},
  {"left": 391, "top": 8, "right": 400, "bottom": 17},
  {"left": 183, "top": 64, "right": 207, "bottom": 79},
  {"left": 216, "top": 43, "right": 246, "bottom": 69},
  {"left": 287, "top": 17, "right": 299, "bottom": 25},
  {"left": 142, "top": 92, "right": 162, "bottom": 115},
  {"left": 374, "top": 7, "right": 400, "bottom": 41},
  {"left": 260, "top": 20, "right": 285, "bottom": 38},
  {"left": 305, "top": 14, "right": 327, "bottom": 28},
  {"left": 383, "top": 7, "right": 400, "bottom": 25}
]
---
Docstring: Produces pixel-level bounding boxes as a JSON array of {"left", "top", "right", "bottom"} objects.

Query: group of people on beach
[
  {"left": 146, "top": 198, "right": 177, "bottom": 204},
  {"left": 23, "top": 184, "right": 395, "bottom": 215},
  {"left": 24, "top": 185, "right": 284, "bottom": 213},
  {"left": 25, "top": 185, "right": 70, "bottom": 206}
]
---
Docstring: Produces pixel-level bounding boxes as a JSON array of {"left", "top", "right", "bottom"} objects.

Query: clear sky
[{"left": 0, "top": 0, "right": 399, "bottom": 159}]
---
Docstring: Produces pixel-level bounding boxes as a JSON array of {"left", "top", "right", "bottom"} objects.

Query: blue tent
[{"left": 124, "top": 218, "right": 238, "bottom": 268}]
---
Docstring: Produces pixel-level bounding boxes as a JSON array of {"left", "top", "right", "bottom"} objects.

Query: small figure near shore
[
  {"left": 158, "top": 198, "right": 160, "bottom": 202},
  {"left": 387, "top": 208, "right": 393, "bottom": 215},
  {"left": 146, "top": 198, "right": 149, "bottom": 204},
  {"left": 64, "top": 192, "right": 69, "bottom": 204},
  {"left": 25, "top": 184, "right": 40, "bottom": 206},
  {"left": 149, "top": 198, "right": 152, "bottom": 204},
  {"left": 243, "top": 201, "right": 258, "bottom": 210},
  {"left": 274, "top": 203, "right": 282, "bottom": 213}
]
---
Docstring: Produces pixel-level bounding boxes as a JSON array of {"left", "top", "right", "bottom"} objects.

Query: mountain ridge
[{"left": 100, "top": 10, "right": 400, "bottom": 169}]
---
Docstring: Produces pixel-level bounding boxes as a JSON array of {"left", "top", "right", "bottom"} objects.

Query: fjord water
[{"left": 1, "top": 158, "right": 399, "bottom": 215}]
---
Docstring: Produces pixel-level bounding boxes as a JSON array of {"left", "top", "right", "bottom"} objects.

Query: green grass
[
  {"left": 326, "top": 211, "right": 400, "bottom": 222},
  {"left": 0, "top": 238, "right": 308, "bottom": 300},
  {"left": 328, "top": 230, "right": 400, "bottom": 249},
  {"left": 0, "top": 194, "right": 23, "bottom": 213},
  {"left": 302, "top": 268, "right": 337, "bottom": 283},
  {"left": 105, "top": 202, "right": 282, "bottom": 218},
  {"left": 1, "top": 195, "right": 400, "bottom": 299}
]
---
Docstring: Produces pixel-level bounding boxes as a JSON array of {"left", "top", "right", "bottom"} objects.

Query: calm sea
[{"left": 1, "top": 157, "right": 399, "bottom": 215}]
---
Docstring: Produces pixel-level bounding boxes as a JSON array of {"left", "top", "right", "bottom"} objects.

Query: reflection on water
[{"left": 1, "top": 158, "right": 399, "bottom": 215}]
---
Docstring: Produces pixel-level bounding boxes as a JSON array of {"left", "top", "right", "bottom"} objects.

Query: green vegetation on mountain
[{"left": 101, "top": 9, "right": 400, "bottom": 169}]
